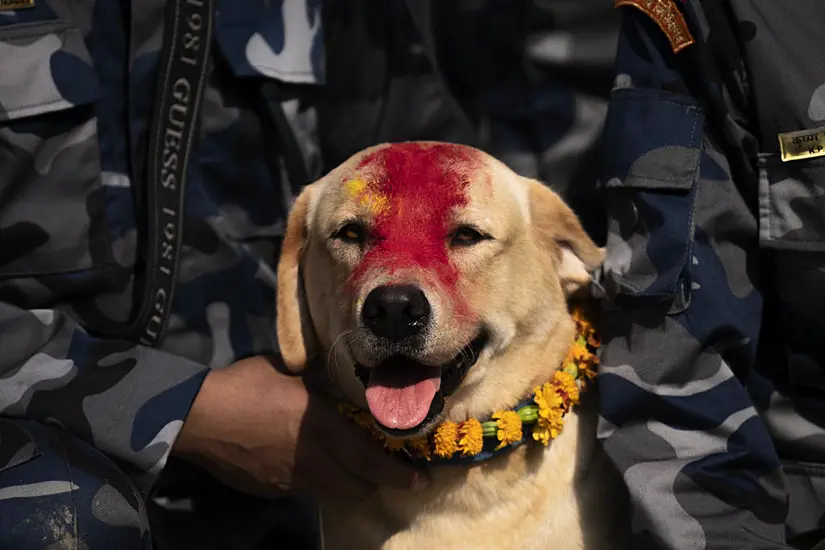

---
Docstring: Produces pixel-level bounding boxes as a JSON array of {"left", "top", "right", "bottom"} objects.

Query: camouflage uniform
[
  {"left": 597, "top": 1, "right": 825, "bottom": 548},
  {"left": 0, "top": 1, "right": 323, "bottom": 548},
  {"left": 0, "top": 0, "right": 617, "bottom": 548}
]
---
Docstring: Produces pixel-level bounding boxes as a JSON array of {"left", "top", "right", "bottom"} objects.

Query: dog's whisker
[{"left": 327, "top": 330, "right": 356, "bottom": 383}]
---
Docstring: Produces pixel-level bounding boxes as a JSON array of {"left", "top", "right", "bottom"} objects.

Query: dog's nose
[{"left": 362, "top": 285, "right": 431, "bottom": 342}]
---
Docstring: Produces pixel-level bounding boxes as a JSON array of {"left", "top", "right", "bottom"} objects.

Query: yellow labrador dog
[{"left": 276, "top": 142, "right": 628, "bottom": 550}]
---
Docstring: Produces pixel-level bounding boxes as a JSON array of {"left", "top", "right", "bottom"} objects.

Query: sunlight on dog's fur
[{"left": 276, "top": 142, "right": 629, "bottom": 550}]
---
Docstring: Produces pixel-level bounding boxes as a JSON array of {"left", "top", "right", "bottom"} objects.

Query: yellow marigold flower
[
  {"left": 569, "top": 340, "right": 591, "bottom": 362},
  {"left": 552, "top": 370, "right": 580, "bottom": 410},
  {"left": 534, "top": 408, "right": 566, "bottom": 445},
  {"left": 545, "top": 407, "right": 566, "bottom": 439},
  {"left": 406, "top": 436, "right": 432, "bottom": 460},
  {"left": 532, "top": 423, "right": 551, "bottom": 445},
  {"left": 433, "top": 422, "right": 459, "bottom": 458},
  {"left": 492, "top": 410, "right": 522, "bottom": 450},
  {"left": 533, "top": 382, "right": 548, "bottom": 409},
  {"left": 534, "top": 382, "right": 563, "bottom": 414},
  {"left": 532, "top": 381, "right": 567, "bottom": 445},
  {"left": 457, "top": 418, "right": 484, "bottom": 456}
]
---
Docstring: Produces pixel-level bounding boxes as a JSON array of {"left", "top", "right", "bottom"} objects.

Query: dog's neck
[{"left": 338, "top": 305, "right": 600, "bottom": 467}]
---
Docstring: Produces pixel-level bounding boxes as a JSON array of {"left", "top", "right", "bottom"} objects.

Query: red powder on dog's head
[{"left": 347, "top": 143, "right": 477, "bottom": 294}]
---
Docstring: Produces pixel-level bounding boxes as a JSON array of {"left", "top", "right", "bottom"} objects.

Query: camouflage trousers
[{"left": 0, "top": 419, "right": 150, "bottom": 550}]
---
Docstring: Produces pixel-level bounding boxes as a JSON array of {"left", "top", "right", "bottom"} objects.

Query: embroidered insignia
[
  {"left": 0, "top": 0, "right": 35, "bottom": 10},
  {"left": 615, "top": 0, "right": 695, "bottom": 54},
  {"left": 778, "top": 127, "right": 825, "bottom": 162}
]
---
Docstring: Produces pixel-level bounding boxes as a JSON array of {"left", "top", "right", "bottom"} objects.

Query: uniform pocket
[
  {"left": 758, "top": 155, "right": 825, "bottom": 251},
  {"left": 758, "top": 155, "right": 825, "bottom": 394},
  {"left": 599, "top": 87, "right": 704, "bottom": 312},
  {"left": 0, "top": 20, "right": 113, "bottom": 280},
  {"left": 0, "top": 419, "right": 40, "bottom": 474}
]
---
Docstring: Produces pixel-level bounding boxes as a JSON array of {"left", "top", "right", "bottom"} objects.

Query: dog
[{"left": 276, "top": 142, "right": 629, "bottom": 549}]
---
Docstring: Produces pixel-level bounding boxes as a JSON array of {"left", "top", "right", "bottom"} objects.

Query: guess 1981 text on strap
[{"left": 94, "top": 0, "right": 214, "bottom": 346}]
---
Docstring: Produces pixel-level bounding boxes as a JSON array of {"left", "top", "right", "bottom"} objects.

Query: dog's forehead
[
  {"left": 325, "top": 143, "right": 522, "bottom": 212},
  {"left": 351, "top": 142, "right": 480, "bottom": 198}
]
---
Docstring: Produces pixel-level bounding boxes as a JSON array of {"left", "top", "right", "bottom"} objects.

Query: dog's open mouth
[{"left": 355, "top": 332, "right": 488, "bottom": 436}]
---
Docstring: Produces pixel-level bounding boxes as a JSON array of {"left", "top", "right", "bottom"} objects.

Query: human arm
[
  {"left": 171, "top": 355, "right": 420, "bottom": 500},
  {"left": 0, "top": 301, "right": 208, "bottom": 493}
]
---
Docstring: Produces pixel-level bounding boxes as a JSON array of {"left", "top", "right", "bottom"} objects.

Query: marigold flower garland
[{"left": 339, "top": 306, "right": 600, "bottom": 462}]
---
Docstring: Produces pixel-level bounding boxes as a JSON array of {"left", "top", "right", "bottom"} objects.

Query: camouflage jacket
[
  {"left": 0, "top": 0, "right": 324, "bottom": 492},
  {"left": 0, "top": 0, "right": 619, "bottom": 501},
  {"left": 597, "top": 0, "right": 825, "bottom": 547}
]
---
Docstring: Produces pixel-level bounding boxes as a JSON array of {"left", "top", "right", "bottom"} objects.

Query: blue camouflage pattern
[
  {"left": 596, "top": 0, "right": 825, "bottom": 548},
  {"left": 0, "top": 0, "right": 324, "bottom": 546},
  {"left": 0, "top": 418, "right": 150, "bottom": 549}
]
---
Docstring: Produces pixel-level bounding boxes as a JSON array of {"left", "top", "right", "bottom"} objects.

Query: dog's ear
[
  {"left": 276, "top": 184, "right": 317, "bottom": 373},
  {"left": 527, "top": 178, "right": 605, "bottom": 296}
]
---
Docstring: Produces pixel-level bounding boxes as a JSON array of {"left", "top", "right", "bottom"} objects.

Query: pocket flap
[
  {"left": 214, "top": 2, "right": 324, "bottom": 85},
  {"left": 0, "top": 21, "right": 101, "bottom": 122},
  {"left": 603, "top": 88, "right": 703, "bottom": 191},
  {"left": 599, "top": 87, "right": 705, "bottom": 308}
]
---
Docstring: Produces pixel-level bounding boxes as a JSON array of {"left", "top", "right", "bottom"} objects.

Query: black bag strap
[{"left": 94, "top": 0, "right": 215, "bottom": 346}]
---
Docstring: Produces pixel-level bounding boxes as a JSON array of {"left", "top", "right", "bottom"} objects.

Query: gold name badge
[
  {"left": 0, "top": 0, "right": 34, "bottom": 9},
  {"left": 779, "top": 127, "right": 825, "bottom": 162}
]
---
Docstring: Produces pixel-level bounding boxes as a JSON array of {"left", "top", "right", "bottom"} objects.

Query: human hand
[{"left": 172, "top": 356, "right": 419, "bottom": 501}]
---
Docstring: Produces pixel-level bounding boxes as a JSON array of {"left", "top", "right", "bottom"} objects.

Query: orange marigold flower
[
  {"left": 433, "top": 422, "right": 459, "bottom": 458},
  {"left": 457, "top": 418, "right": 484, "bottom": 456},
  {"left": 587, "top": 333, "right": 600, "bottom": 348}
]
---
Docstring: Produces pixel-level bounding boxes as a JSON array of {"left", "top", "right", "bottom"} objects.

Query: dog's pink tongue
[{"left": 365, "top": 361, "right": 441, "bottom": 430}]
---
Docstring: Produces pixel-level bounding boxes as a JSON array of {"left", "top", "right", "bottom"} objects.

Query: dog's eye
[
  {"left": 334, "top": 222, "right": 365, "bottom": 244},
  {"left": 451, "top": 226, "right": 487, "bottom": 247}
]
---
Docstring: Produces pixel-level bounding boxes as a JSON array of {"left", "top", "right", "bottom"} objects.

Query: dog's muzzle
[{"left": 354, "top": 330, "right": 488, "bottom": 438}]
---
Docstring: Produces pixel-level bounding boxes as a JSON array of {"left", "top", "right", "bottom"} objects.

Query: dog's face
[{"left": 277, "top": 142, "right": 603, "bottom": 438}]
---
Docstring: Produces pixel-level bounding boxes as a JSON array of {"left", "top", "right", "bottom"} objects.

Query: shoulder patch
[
  {"left": 0, "top": 0, "right": 34, "bottom": 10},
  {"left": 615, "top": 0, "right": 695, "bottom": 54}
]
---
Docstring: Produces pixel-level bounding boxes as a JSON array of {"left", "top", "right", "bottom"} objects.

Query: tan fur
[
  {"left": 276, "top": 142, "right": 629, "bottom": 549},
  {"left": 276, "top": 188, "right": 315, "bottom": 372}
]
